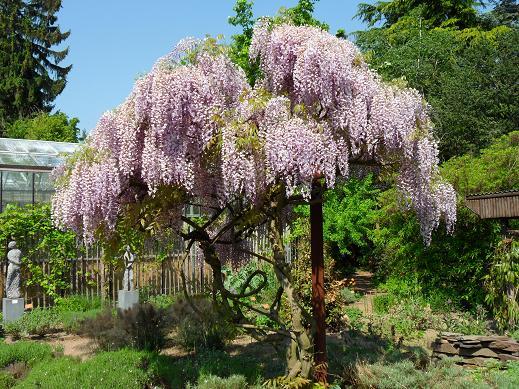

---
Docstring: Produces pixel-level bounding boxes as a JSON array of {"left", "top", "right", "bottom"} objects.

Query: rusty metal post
[{"left": 310, "top": 181, "right": 327, "bottom": 383}]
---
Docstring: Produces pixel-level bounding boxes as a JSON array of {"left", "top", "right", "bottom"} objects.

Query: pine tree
[{"left": 0, "top": 0, "right": 71, "bottom": 135}]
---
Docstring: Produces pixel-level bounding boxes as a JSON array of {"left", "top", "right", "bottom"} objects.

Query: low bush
[
  {"left": 350, "top": 359, "right": 476, "bottom": 389},
  {"left": 344, "top": 307, "right": 364, "bottom": 332},
  {"left": 187, "top": 374, "right": 252, "bottom": 389},
  {"left": 60, "top": 308, "right": 103, "bottom": 334},
  {"left": 348, "top": 359, "right": 519, "bottom": 389},
  {"left": 54, "top": 295, "right": 103, "bottom": 313},
  {"left": 340, "top": 287, "right": 360, "bottom": 304},
  {"left": 147, "top": 350, "right": 263, "bottom": 388},
  {"left": 172, "top": 296, "right": 237, "bottom": 351},
  {"left": 145, "top": 293, "right": 176, "bottom": 309},
  {"left": 0, "top": 341, "right": 54, "bottom": 368},
  {"left": 3, "top": 309, "right": 62, "bottom": 338},
  {"left": 15, "top": 349, "right": 155, "bottom": 389},
  {"left": 0, "top": 371, "right": 16, "bottom": 388},
  {"left": 79, "top": 304, "right": 170, "bottom": 351}
]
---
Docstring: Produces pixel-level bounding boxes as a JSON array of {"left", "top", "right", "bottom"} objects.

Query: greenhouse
[{"left": 0, "top": 138, "right": 78, "bottom": 211}]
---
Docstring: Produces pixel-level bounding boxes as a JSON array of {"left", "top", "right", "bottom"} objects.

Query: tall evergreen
[
  {"left": 0, "top": 0, "right": 71, "bottom": 134},
  {"left": 355, "top": 0, "right": 485, "bottom": 29}
]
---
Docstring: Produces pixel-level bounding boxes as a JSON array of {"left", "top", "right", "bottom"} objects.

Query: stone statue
[
  {"left": 122, "top": 246, "right": 135, "bottom": 291},
  {"left": 6, "top": 241, "right": 22, "bottom": 299}
]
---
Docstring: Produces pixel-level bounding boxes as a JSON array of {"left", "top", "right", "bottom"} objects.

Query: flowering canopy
[{"left": 52, "top": 23, "right": 456, "bottom": 244}]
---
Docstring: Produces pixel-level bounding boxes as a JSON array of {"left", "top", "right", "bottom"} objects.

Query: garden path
[{"left": 351, "top": 270, "right": 378, "bottom": 315}]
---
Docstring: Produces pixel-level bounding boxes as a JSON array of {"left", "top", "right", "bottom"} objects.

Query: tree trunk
[{"left": 268, "top": 204, "right": 313, "bottom": 378}]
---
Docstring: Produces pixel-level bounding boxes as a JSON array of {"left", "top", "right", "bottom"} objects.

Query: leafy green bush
[
  {"left": 372, "top": 132, "right": 519, "bottom": 310},
  {"left": 0, "top": 204, "right": 77, "bottom": 302},
  {"left": 79, "top": 304, "right": 170, "bottom": 351},
  {"left": 0, "top": 371, "right": 16, "bottom": 388},
  {"left": 0, "top": 341, "right": 53, "bottom": 368},
  {"left": 172, "top": 296, "right": 237, "bottom": 351},
  {"left": 3, "top": 308, "right": 62, "bottom": 338},
  {"left": 55, "top": 295, "right": 103, "bottom": 313},
  {"left": 484, "top": 239, "right": 519, "bottom": 330},
  {"left": 144, "top": 293, "right": 176, "bottom": 309},
  {"left": 187, "top": 374, "right": 251, "bottom": 389},
  {"left": 60, "top": 309, "right": 103, "bottom": 334},
  {"left": 340, "top": 288, "right": 360, "bottom": 304},
  {"left": 344, "top": 307, "right": 364, "bottom": 332},
  {"left": 15, "top": 349, "right": 155, "bottom": 389},
  {"left": 149, "top": 350, "right": 263, "bottom": 388},
  {"left": 350, "top": 359, "right": 477, "bottom": 389},
  {"left": 2, "top": 305, "right": 104, "bottom": 338},
  {"left": 369, "top": 278, "right": 490, "bottom": 339},
  {"left": 349, "top": 359, "right": 519, "bottom": 389}
]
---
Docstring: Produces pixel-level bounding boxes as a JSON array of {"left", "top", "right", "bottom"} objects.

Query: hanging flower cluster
[{"left": 52, "top": 24, "right": 455, "bottom": 244}]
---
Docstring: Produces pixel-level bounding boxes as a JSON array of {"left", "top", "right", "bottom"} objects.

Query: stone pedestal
[
  {"left": 3, "top": 298, "right": 24, "bottom": 323},
  {"left": 117, "top": 290, "right": 139, "bottom": 311}
]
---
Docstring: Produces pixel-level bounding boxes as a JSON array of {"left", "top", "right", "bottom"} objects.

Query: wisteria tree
[{"left": 52, "top": 22, "right": 456, "bottom": 380}]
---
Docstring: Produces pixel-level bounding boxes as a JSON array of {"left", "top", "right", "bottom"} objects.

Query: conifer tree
[{"left": 0, "top": 0, "right": 71, "bottom": 134}]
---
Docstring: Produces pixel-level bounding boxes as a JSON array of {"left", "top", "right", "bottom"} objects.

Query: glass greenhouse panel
[
  {"left": 1, "top": 171, "right": 33, "bottom": 209},
  {"left": 0, "top": 138, "right": 79, "bottom": 211},
  {"left": 34, "top": 172, "right": 53, "bottom": 203},
  {"left": 0, "top": 138, "right": 79, "bottom": 168}
]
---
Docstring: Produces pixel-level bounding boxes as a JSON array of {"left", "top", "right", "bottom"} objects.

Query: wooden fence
[
  {"left": 0, "top": 244, "right": 212, "bottom": 309},
  {"left": 0, "top": 222, "right": 296, "bottom": 309}
]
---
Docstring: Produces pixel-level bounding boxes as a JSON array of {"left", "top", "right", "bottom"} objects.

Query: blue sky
[{"left": 54, "top": 1, "right": 371, "bottom": 133}]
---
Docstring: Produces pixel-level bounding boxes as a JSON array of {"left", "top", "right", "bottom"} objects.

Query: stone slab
[
  {"left": 3, "top": 298, "right": 24, "bottom": 323},
  {"left": 461, "top": 357, "right": 492, "bottom": 366},
  {"left": 458, "top": 339, "right": 482, "bottom": 345},
  {"left": 459, "top": 348, "right": 499, "bottom": 358},
  {"left": 117, "top": 290, "right": 139, "bottom": 311},
  {"left": 489, "top": 341, "right": 519, "bottom": 353},
  {"left": 498, "top": 354, "right": 519, "bottom": 362},
  {"left": 457, "top": 343, "right": 481, "bottom": 349},
  {"left": 432, "top": 341, "right": 458, "bottom": 354}
]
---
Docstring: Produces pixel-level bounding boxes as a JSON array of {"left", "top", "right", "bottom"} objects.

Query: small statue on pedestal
[
  {"left": 6, "top": 240, "right": 22, "bottom": 299},
  {"left": 122, "top": 245, "right": 135, "bottom": 291}
]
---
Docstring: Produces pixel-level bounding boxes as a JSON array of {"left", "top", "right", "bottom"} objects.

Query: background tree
[
  {"left": 356, "top": 0, "right": 485, "bottom": 29},
  {"left": 483, "top": 0, "right": 519, "bottom": 27},
  {"left": 355, "top": 2, "right": 518, "bottom": 160},
  {"left": 6, "top": 111, "right": 80, "bottom": 142},
  {"left": 0, "top": 0, "right": 71, "bottom": 135},
  {"left": 371, "top": 131, "right": 519, "bottom": 309}
]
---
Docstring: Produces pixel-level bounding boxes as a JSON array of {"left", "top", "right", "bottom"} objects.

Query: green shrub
[
  {"left": 3, "top": 309, "right": 62, "bottom": 338},
  {"left": 60, "top": 308, "right": 103, "bottom": 334},
  {"left": 15, "top": 349, "right": 154, "bottom": 389},
  {"left": 79, "top": 304, "right": 170, "bottom": 351},
  {"left": 340, "top": 288, "right": 360, "bottom": 304},
  {"left": 0, "top": 371, "right": 16, "bottom": 388},
  {"left": 350, "top": 359, "right": 478, "bottom": 389},
  {"left": 55, "top": 295, "right": 103, "bottom": 313},
  {"left": 373, "top": 294, "right": 393, "bottom": 315},
  {"left": 344, "top": 307, "right": 364, "bottom": 331},
  {"left": 484, "top": 240, "right": 519, "bottom": 330},
  {"left": 144, "top": 293, "right": 176, "bottom": 309},
  {"left": 187, "top": 374, "right": 251, "bottom": 389},
  {"left": 148, "top": 350, "right": 263, "bottom": 388},
  {"left": 0, "top": 342, "right": 53, "bottom": 368},
  {"left": 172, "top": 296, "right": 237, "bottom": 351}
]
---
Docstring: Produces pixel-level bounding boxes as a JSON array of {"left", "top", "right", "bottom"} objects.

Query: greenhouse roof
[{"left": 0, "top": 138, "right": 79, "bottom": 171}]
